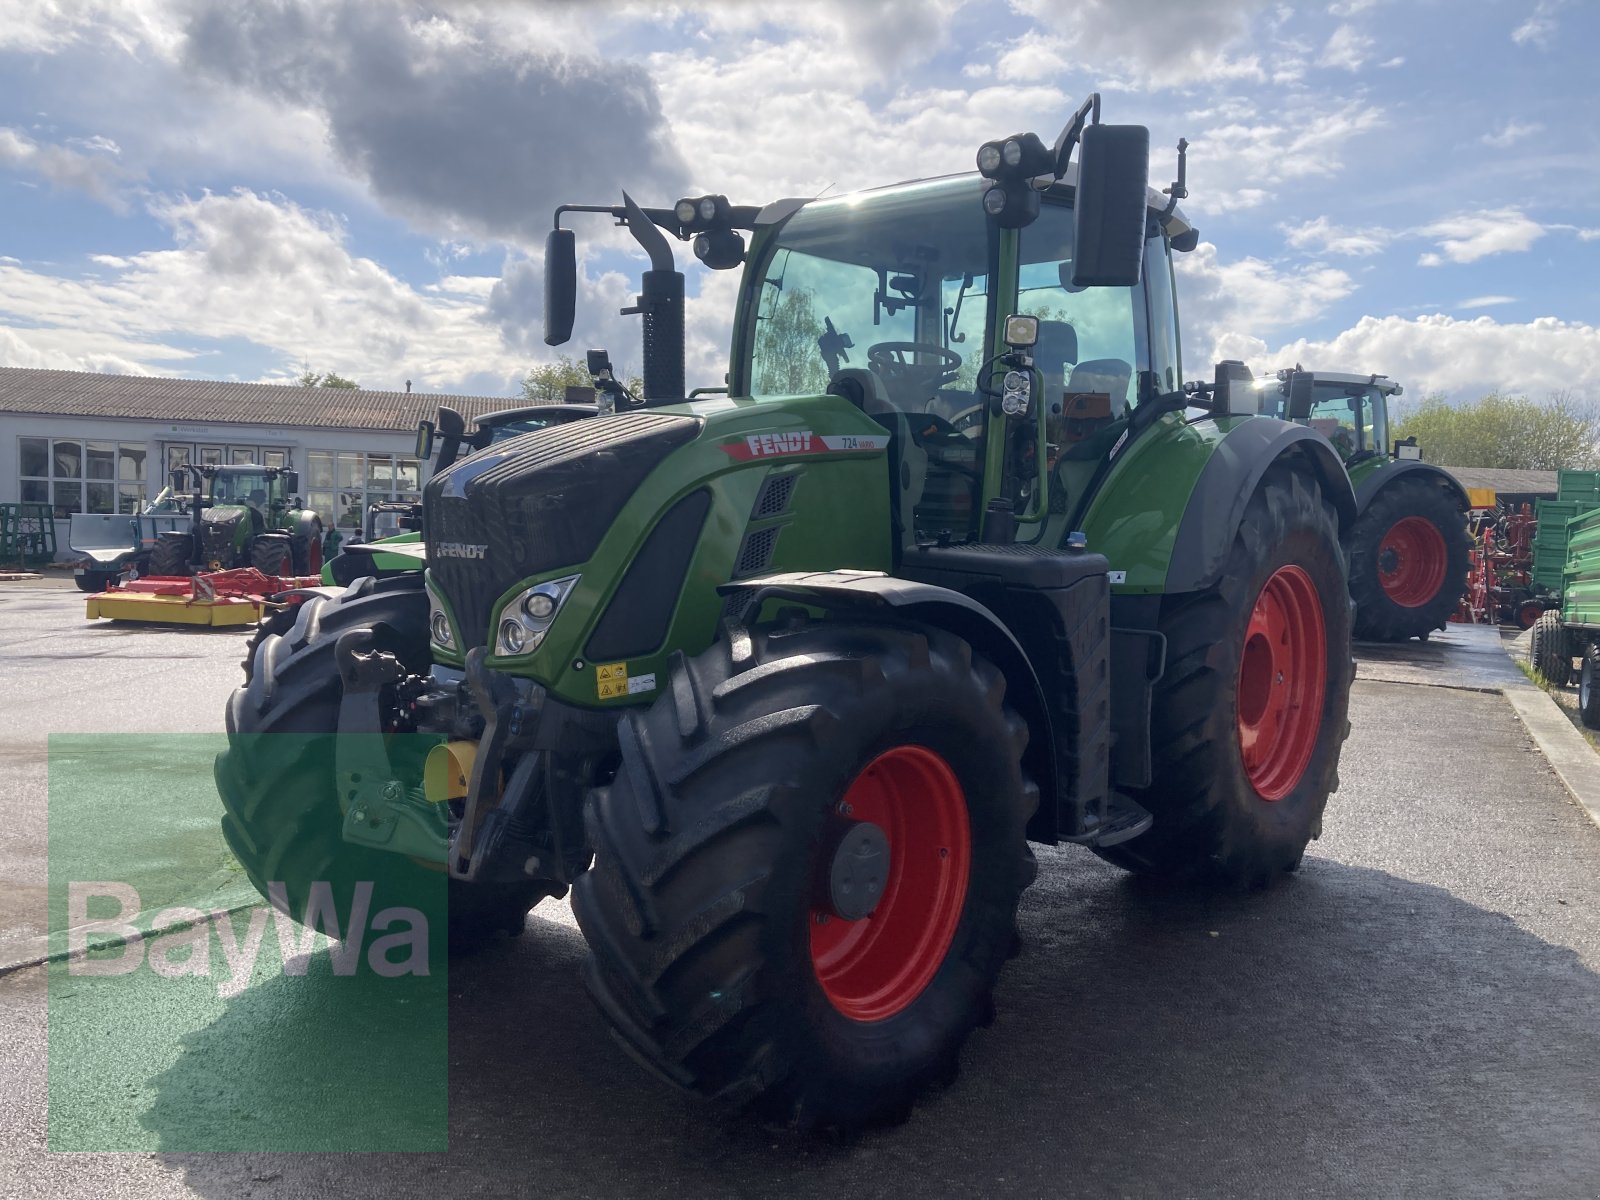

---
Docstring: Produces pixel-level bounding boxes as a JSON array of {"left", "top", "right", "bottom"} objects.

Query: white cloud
[
  {"left": 1481, "top": 119, "right": 1544, "bottom": 148},
  {"left": 1282, "top": 215, "right": 1392, "bottom": 257},
  {"left": 1174, "top": 240, "right": 1356, "bottom": 366},
  {"left": 1008, "top": 0, "right": 1273, "bottom": 85},
  {"left": 1186, "top": 100, "right": 1386, "bottom": 213},
  {"left": 1248, "top": 313, "right": 1600, "bottom": 402},
  {"left": 1512, "top": 0, "right": 1566, "bottom": 47},
  {"left": 1417, "top": 208, "right": 1545, "bottom": 266},
  {"left": 1457, "top": 295, "right": 1516, "bottom": 310},
  {"left": 0, "top": 126, "right": 135, "bottom": 209},
  {"left": 0, "top": 190, "right": 534, "bottom": 391},
  {"left": 1323, "top": 24, "right": 1373, "bottom": 71}
]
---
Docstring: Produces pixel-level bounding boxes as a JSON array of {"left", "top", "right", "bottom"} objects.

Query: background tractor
[
  {"left": 319, "top": 400, "right": 597, "bottom": 586},
  {"left": 217, "top": 98, "right": 1356, "bottom": 1130},
  {"left": 149, "top": 464, "right": 323, "bottom": 578},
  {"left": 1253, "top": 368, "right": 1471, "bottom": 640}
]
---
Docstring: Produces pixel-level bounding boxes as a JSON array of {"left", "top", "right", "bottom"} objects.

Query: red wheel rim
[
  {"left": 1377, "top": 516, "right": 1447, "bottom": 607},
  {"left": 1236, "top": 565, "right": 1327, "bottom": 801},
  {"left": 809, "top": 745, "right": 970, "bottom": 1022}
]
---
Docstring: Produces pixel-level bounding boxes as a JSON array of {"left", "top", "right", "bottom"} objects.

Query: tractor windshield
[
  {"left": 747, "top": 177, "right": 995, "bottom": 416},
  {"left": 1302, "top": 384, "right": 1389, "bottom": 459},
  {"left": 210, "top": 470, "right": 275, "bottom": 508}
]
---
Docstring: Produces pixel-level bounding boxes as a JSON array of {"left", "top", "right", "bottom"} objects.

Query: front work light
[
  {"left": 982, "top": 181, "right": 1040, "bottom": 229},
  {"left": 673, "top": 194, "right": 730, "bottom": 233},
  {"left": 977, "top": 143, "right": 1004, "bottom": 177}
]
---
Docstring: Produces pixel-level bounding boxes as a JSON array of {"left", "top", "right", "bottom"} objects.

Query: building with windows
[{"left": 0, "top": 368, "right": 517, "bottom": 557}]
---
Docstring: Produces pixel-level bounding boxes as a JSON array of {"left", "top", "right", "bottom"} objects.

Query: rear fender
[
  {"left": 1354, "top": 459, "right": 1469, "bottom": 513},
  {"left": 1166, "top": 420, "right": 1356, "bottom": 594}
]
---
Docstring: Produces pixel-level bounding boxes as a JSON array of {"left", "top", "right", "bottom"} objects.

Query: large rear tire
[
  {"left": 573, "top": 618, "right": 1036, "bottom": 1130},
  {"left": 1580, "top": 644, "right": 1600, "bottom": 730},
  {"left": 1095, "top": 465, "right": 1352, "bottom": 887},
  {"left": 290, "top": 518, "right": 324, "bottom": 575},
  {"left": 149, "top": 531, "right": 193, "bottom": 576},
  {"left": 1347, "top": 477, "right": 1470, "bottom": 641},
  {"left": 216, "top": 575, "right": 545, "bottom": 947}
]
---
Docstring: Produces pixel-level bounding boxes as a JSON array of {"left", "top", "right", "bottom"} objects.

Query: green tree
[
  {"left": 521, "top": 354, "right": 642, "bottom": 403},
  {"left": 753, "top": 288, "right": 830, "bottom": 395},
  {"left": 297, "top": 369, "right": 359, "bottom": 389},
  {"left": 1391, "top": 390, "right": 1600, "bottom": 470}
]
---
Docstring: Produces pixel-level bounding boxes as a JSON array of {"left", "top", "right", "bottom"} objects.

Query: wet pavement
[{"left": 2, "top": 582, "right": 1598, "bottom": 1197}]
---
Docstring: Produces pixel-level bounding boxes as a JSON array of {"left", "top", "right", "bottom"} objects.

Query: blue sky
[{"left": 0, "top": 0, "right": 1595, "bottom": 405}]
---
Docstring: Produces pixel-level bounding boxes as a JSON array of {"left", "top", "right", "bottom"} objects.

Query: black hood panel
[{"left": 424, "top": 411, "right": 702, "bottom": 646}]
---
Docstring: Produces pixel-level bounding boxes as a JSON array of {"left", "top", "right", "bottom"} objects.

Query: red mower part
[
  {"left": 1377, "top": 516, "right": 1449, "bottom": 608},
  {"left": 809, "top": 745, "right": 971, "bottom": 1022},
  {"left": 1236, "top": 564, "right": 1328, "bottom": 801}
]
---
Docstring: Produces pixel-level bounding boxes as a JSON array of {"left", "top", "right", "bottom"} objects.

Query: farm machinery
[
  {"left": 84, "top": 464, "right": 324, "bottom": 625},
  {"left": 1527, "top": 474, "right": 1600, "bottom": 727},
  {"left": 321, "top": 401, "right": 597, "bottom": 585},
  {"left": 216, "top": 98, "right": 1357, "bottom": 1129}
]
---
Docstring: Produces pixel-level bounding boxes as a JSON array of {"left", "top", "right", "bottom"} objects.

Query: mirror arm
[
  {"left": 1050, "top": 93, "right": 1101, "bottom": 178},
  {"left": 1159, "top": 138, "right": 1189, "bottom": 220}
]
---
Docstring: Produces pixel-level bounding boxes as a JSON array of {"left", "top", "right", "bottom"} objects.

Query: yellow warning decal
[{"left": 597, "top": 661, "right": 628, "bottom": 699}]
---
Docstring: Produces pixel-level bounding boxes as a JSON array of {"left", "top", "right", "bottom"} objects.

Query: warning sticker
[
  {"left": 596, "top": 661, "right": 628, "bottom": 700},
  {"left": 721, "top": 431, "right": 888, "bottom": 460}
]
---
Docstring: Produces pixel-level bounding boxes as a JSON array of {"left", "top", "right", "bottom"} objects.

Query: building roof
[
  {"left": 1438, "top": 466, "right": 1559, "bottom": 496},
  {"left": 0, "top": 367, "right": 523, "bottom": 432}
]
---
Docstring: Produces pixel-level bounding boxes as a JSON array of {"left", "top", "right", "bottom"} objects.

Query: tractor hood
[{"left": 423, "top": 412, "right": 704, "bottom": 647}]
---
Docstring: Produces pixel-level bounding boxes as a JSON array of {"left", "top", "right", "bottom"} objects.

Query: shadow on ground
[{"left": 145, "top": 853, "right": 1600, "bottom": 1199}]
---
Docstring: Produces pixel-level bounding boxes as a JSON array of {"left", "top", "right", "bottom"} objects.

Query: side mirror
[
  {"left": 282, "top": 470, "right": 299, "bottom": 497},
  {"left": 1071, "top": 124, "right": 1149, "bottom": 289},
  {"left": 544, "top": 228, "right": 577, "bottom": 346},
  {"left": 1286, "top": 371, "right": 1315, "bottom": 420},
  {"left": 436, "top": 406, "right": 466, "bottom": 439},
  {"left": 170, "top": 469, "right": 186, "bottom": 492},
  {"left": 415, "top": 419, "right": 436, "bottom": 460}
]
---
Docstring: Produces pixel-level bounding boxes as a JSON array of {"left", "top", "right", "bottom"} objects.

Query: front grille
[{"left": 424, "top": 412, "right": 702, "bottom": 647}]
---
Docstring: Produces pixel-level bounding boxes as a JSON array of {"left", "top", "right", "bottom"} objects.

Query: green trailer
[
  {"left": 1530, "top": 502, "right": 1600, "bottom": 727},
  {"left": 216, "top": 100, "right": 1357, "bottom": 1129}
]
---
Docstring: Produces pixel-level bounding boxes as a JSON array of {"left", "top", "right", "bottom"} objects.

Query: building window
[
  {"left": 19, "top": 436, "right": 147, "bottom": 517},
  {"left": 305, "top": 450, "right": 422, "bottom": 530}
]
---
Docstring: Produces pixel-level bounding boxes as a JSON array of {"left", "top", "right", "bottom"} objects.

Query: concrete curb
[
  {"left": 0, "top": 573, "right": 43, "bottom": 581},
  {"left": 1503, "top": 686, "right": 1600, "bottom": 833},
  {"left": 0, "top": 897, "right": 262, "bottom": 979}
]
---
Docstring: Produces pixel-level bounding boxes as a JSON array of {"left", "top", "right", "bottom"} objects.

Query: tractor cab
[
  {"left": 206, "top": 466, "right": 297, "bottom": 530},
  {"left": 1265, "top": 370, "right": 1400, "bottom": 466}
]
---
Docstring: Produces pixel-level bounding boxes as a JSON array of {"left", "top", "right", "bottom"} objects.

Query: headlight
[
  {"left": 982, "top": 186, "right": 1009, "bottom": 216},
  {"left": 1003, "top": 370, "right": 1028, "bottom": 393},
  {"left": 494, "top": 573, "right": 580, "bottom": 657},
  {"left": 976, "top": 143, "right": 1002, "bottom": 176},
  {"left": 499, "top": 619, "right": 527, "bottom": 654},
  {"left": 698, "top": 196, "right": 717, "bottom": 221},
  {"left": 429, "top": 595, "right": 455, "bottom": 649},
  {"left": 1002, "top": 138, "right": 1024, "bottom": 167},
  {"left": 674, "top": 198, "right": 697, "bottom": 224}
]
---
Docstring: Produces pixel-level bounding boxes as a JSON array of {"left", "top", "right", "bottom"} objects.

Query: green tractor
[
  {"left": 150, "top": 464, "right": 324, "bottom": 577},
  {"left": 320, "top": 400, "right": 598, "bottom": 585},
  {"left": 1249, "top": 368, "right": 1470, "bottom": 640},
  {"left": 216, "top": 99, "right": 1356, "bottom": 1128}
]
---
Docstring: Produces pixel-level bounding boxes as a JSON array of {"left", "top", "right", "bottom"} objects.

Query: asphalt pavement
[{"left": 2, "top": 579, "right": 1598, "bottom": 1198}]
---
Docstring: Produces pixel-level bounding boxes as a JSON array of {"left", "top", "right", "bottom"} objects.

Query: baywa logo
[
  {"left": 435, "top": 541, "right": 488, "bottom": 560},
  {"left": 67, "top": 881, "right": 431, "bottom": 997}
]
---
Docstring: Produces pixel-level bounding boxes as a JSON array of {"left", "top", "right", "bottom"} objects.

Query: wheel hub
[
  {"left": 826, "top": 820, "right": 891, "bottom": 921},
  {"left": 1236, "top": 564, "right": 1327, "bottom": 801},
  {"left": 1377, "top": 516, "right": 1448, "bottom": 608}
]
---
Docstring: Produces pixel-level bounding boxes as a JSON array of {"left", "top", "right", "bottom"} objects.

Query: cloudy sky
[{"left": 1, "top": 0, "right": 1596, "bottom": 403}]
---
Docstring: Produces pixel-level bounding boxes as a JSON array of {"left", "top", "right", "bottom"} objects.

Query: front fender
[{"left": 723, "top": 570, "right": 1067, "bottom": 843}]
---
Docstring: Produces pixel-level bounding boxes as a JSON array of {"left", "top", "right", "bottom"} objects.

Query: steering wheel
[{"left": 867, "top": 342, "right": 963, "bottom": 393}]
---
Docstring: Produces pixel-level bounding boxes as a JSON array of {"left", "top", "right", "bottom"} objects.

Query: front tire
[
  {"left": 573, "top": 618, "right": 1036, "bottom": 1130},
  {"left": 1096, "top": 465, "right": 1353, "bottom": 887},
  {"left": 149, "top": 531, "right": 193, "bottom": 576},
  {"left": 1531, "top": 611, "right": 1570, "bottom": 686},
  {"left": 216, "top": 576, "right": 544, "bottom": 947},
  {"left": 250, "top": 533, "right": 292, "bottom": 577},
  {"left": 1347, "top": 478, "right": 1470, "bottom": 641}
]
